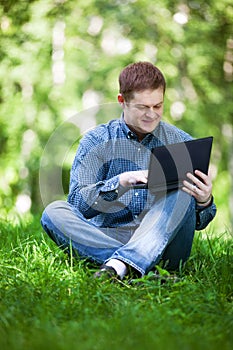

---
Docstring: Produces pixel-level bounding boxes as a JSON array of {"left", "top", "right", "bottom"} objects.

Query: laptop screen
[{"left": 147, "top": 136, "right": 213, "bottom": 192}]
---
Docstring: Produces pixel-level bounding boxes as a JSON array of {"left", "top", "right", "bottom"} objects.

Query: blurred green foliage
[{"left": 0, "top": 0, "right": 232, "bottom": 232}]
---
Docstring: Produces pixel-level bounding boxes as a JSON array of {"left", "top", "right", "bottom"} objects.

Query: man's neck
[{"left": 127, "top": 124, "right": 148, "bottom": 142}]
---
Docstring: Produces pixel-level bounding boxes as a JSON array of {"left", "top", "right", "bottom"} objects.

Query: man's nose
[{"left": 145, "top": 107, "right": 159, "bottom": 117}]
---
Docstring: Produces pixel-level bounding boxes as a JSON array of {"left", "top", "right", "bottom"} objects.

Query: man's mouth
[{"left": 142, "top": 118, "right": 157, "bottom": 124}]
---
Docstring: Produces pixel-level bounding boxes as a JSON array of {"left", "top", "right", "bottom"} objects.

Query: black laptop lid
[{"left": 147, "top": 136, "right": 213, "bottom": 192}]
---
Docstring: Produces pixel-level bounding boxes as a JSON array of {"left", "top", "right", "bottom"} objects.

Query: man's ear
[{"left": 118, "top": 94, "right": 125, "bottom": 107}]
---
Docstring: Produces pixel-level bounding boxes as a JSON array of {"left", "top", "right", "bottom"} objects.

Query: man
[{"left": 41, "top": 62, "right": 216, "bottom": 280}]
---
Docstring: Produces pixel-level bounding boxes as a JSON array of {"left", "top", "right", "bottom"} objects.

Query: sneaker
[{"left": 93, "top": 264, "right": 118, "bottom": 280}]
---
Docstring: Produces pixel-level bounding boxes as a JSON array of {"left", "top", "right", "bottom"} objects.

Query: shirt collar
[
  {"left": 120, "top": 113, "right": 137, "bottom": 139},
  {"left": 151, "top": 122, "right": 161, "bottom": 138}
]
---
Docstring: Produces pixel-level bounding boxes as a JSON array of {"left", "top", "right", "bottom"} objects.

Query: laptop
[{"left": 133, "top": 136, "right": 213, "bottom": 192}]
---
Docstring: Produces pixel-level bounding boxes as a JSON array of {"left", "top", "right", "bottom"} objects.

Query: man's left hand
[{"left": 182, "top": 170, "right": 212, "bottom": 206}]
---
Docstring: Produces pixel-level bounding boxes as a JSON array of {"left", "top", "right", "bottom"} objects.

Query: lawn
[{"left": 0, "top": 216, "right": 232, "bottom": 350}]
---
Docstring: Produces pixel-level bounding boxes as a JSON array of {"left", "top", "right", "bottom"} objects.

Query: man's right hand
[{"left": 119, "top": 170, "right": 148, "bottom": 187}]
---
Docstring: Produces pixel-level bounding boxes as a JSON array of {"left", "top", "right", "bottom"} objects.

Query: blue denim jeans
[{"left": 41, "top": 190, "right": 196, "bottom": 275}]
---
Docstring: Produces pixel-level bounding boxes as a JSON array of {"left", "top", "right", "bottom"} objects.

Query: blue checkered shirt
[{"left": 68, "top": 116, "right": 216, "bottom": 230}]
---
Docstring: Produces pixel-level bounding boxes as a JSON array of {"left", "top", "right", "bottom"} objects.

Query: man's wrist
[{"left": 196, "top": 194, "right": 212, "bottom": 207}]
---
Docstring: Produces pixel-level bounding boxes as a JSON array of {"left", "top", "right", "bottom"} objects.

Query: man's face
[{"left": 119, "top": 89, "right": 164, "bottom": 137}]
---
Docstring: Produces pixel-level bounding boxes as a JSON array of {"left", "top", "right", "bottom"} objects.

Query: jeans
[{"left": 41, "top": 190, "right": 196, "bottom": 276}]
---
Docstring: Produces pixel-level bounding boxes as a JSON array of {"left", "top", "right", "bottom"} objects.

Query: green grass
[{"left": 0, "top": 216, "right": 232, "bottom": 350}]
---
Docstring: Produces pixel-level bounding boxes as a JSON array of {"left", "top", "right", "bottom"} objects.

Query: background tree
[{"left": 0, "top": 0, "right": 232, "bottom": 232}]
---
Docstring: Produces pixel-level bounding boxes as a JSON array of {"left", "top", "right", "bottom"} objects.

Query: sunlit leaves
[{"left": 0, "top": 0, "right": 232, "bottom": 226}]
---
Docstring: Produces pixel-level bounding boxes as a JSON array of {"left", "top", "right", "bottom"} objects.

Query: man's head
[
  {"left": 118, "top": 62, "right": 166, "bottom": 139},
  {"left": 119, "top": 61, "right": 166, "bottom": 102}
]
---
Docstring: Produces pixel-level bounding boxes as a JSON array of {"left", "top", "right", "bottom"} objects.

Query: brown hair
[{"left": 119, "top": 61, "right": 166, "bottom": 101}]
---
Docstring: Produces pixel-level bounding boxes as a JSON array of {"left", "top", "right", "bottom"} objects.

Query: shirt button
[
  {"left": 138, "top": 148, "right": 141, "bottom": 151},
  {"left": 135, "top": 192, "right": 139, "bottom": 196},
  {"left": 129, "top": 132, "right": 134, "bottom": 138},
  {"left": 94, "top": 201, "right": 98, "bottom": 205},
  {"left": 135, "top": 215, "right": 138, "bottom": 218}
]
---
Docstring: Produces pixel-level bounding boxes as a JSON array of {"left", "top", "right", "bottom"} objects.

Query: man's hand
[
  {"left": 182, "top": 169, "right": 213, "bottom": 206},
  {"left": 119, "top": 170, "right": 148, "bottom": 187}
]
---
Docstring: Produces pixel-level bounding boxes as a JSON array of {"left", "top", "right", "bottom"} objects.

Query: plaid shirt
[{"left": 68, "top": 116, "right": 216, "bottom": 230}]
